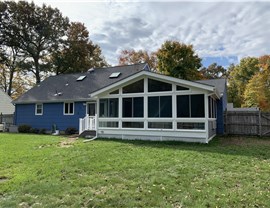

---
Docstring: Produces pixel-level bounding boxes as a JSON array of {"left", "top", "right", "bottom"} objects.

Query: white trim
[
  {"left": 63, "top": 102, "right": 74, "bottom": 115},
  {"left": 35, "top": 103, "right": 43, "bottom": 115}
]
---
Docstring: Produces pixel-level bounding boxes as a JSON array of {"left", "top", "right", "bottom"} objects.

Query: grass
[{"left": 0, "top": 133, "right": 269, "bottom": 208}]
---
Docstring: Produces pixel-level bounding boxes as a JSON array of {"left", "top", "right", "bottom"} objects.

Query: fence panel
[{"left": 224, "top": 111, "right": 270, "bottom": 136}]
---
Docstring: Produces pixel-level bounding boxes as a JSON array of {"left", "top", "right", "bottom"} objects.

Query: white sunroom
[{"left": 80, "top": 70, "right": 220, "bottom": 143}]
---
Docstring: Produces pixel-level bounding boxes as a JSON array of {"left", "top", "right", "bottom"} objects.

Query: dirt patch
[
  {"left": 0, "top": 176, "right": 9, "bottom": 183},
  {"left": 220, "top": 137, "right": 270, "bottom": 146},
  {"left": 59, "top": 137, "right": 78, "bottom": 148}
]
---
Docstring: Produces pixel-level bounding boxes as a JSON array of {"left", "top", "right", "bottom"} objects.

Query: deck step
[{"left": 79, "top": 130, "right": 96, "bottom": 138}]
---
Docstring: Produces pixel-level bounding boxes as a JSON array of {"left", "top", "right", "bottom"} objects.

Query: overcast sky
[{"left": 33, "top": 0, "right": 270, "bottom": 68}]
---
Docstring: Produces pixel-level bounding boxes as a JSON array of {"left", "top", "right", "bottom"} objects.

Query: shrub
[
  {"left": 65, "top": 127, "right": 77, "bottom": 135},
  {"left": 39, "top": 129, "right": 47, "bottom": 134},
  {"left": 18, "top": 125, "right": 32, "bottom": 133},
  {"left": 30, "top": 128, "right": 39, "bottom": 134}
]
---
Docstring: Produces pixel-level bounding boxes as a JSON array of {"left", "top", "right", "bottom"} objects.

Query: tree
[
  {"left": 118, "top": 49, "right": 157, "bottom": 70},
  {"left": 156, "top": 41, "right": 202, "bottom": 80},
  {"left": 52, "top": 22, "right": 108, "bottom": 74},
  {"left": 227, "top": 57, "right": 260, "bottom": 107},
  {"left": 0, "top": 1, "right": 69, "bottom": 84},
  {"left": 200, "top": 63, "right": 227, "bottom": 79},
  {"left": 243, "top": 55, "right": 270, "bottom": 111}
]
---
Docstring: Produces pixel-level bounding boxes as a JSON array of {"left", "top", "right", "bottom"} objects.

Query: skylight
[
  {"left": 77, "top": 75, "right": 86, "bottom": 81},
  {"left": 109, "top": 72, "right": 121, "bottom": 78}
]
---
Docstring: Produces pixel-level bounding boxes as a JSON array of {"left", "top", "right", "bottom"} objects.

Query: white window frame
[
  {"left": 35, "top": 103, "right": 43, "bottom": 115},
  {"left": 63, "top": 102, "right": 74, "bottom": 115}
]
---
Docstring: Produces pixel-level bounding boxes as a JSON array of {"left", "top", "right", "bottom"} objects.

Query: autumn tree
[
  {"left": 52, "top": 22, "right": 108, "bottom": 74},
  {"left": 118, "top": 49, "right": 157, "bottom": 70},
  {"left": 200, "top": 63, "right": 227, "bottom": 79},
  {"left": 227, "top": 57, "right": 260, "bottom": 107},
  {"left": 0, "top": 1, "right": 69, "bottom": 84},
  {"left": 243, "top": 55, "right": 270, "bottom": 111},
  {"left": 156, "top": 41, "right": 202, "bottom": 80}
]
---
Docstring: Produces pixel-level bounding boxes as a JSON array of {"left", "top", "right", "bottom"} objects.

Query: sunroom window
[
  {"left": 148, "top": 96, "right": 172, "bottom": 117},
  {"left": 123, "top": 79, "right": 144, "bottom": 94},
  {"left": 148, "top": 79, "right": 172, "bottom": 92},
  {"left": 123, "top": 97, "right": 143, "bottom": 117},
  {"left": 99, "top": 98, "right": 118, "bottom": 117},
  {"left": 177, "top": 94, "right": 205, "bottom": 118}
]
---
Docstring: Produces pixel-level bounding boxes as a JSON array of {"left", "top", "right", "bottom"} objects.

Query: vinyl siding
[
  {"left": 15, "top": 102, "right": 85, "bottom": 131},
  {"left": 0, "top": 90, "right": 15, "bottom": 114}
]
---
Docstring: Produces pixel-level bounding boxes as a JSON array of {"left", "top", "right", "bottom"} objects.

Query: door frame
[{"left": 86, "top": 101, "right": 97, "bottom": 116}]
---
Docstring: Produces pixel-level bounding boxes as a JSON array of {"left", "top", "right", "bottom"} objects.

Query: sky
[{"left": 32, "top": 0, "right": 270, "bottom": 68}]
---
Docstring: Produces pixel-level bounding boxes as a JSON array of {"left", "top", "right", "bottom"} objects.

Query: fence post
[{"left": 258, "top": 110, "right": 262, "bottom": 137}]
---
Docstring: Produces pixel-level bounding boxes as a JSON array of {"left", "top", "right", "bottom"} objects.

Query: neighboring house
[
  {"left": 0, "top": 89, "right": 15, "bottom": 115},
  {"left": 13, "top": 63, "right": 227, "bottom": 143}
]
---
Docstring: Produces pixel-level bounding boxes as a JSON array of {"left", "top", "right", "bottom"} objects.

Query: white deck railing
[{"left": 79, "top": 114, "right": 97, "bottom": 134}]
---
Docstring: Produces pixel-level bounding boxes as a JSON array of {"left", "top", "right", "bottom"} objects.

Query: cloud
[{"left": 34, "top": 1, "right": 270, "bottom": 66}]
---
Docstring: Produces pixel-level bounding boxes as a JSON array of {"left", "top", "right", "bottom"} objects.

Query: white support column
[
  {"left": 144, "top": 77, "right": 148, "bottom": 130},
  {"left": 205, "top": 93, "right": 209, "bottom": 143},
  {"left": 119, "top": 88, "right": 122, "bottom": 129},
  {"left": 172, "top": 84, "right": 177, "bottom": 131}
]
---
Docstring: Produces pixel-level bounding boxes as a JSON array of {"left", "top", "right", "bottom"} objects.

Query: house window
[
  {"left": 177, "top": 94, "right": 205, "bottom": 118},
  {"left": 123, "top": 97, "right": 143, "bottom": 117},
  {"left": 64, "top": 102, "right": 74, "bottom": 115},
  {"left": 123, "top": 79, "right": 144, "bottom": 94},
  {"left": 99, "top": 98, "right": 118, "bottom": 117},
  {"left": 148, "top": 96, "right": 172, "bottom": 117},
  {"left": 35, "top": 104, "right": 43, "bottom": 115},
  {"left": 148, "top": 79, "right": 172, "bottom": 92},
  {"left": 109, "top": 89, "right": 119, "bottom": 95}
]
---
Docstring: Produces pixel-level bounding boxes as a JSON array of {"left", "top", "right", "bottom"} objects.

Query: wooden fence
[{"left": 224, "top": 111, "right": 270, "bottom": 136}]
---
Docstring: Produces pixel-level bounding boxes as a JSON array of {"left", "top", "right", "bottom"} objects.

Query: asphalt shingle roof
[
  {"left": 195, "top": 78, "right": 226, "bottom": 95},
  {"left": 14, "top": 63, "right": 148, "bottom": 103}
]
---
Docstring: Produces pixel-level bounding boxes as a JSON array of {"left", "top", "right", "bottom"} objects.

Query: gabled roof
[
  {"left": 90, "top": 70, "right": 220, "bottom": 98},
  {"left": 13, "top": 63, "right": 225, "bottom": 104},
  {"left": 13, "top": 63, "right": 148, "bottom": 104}
]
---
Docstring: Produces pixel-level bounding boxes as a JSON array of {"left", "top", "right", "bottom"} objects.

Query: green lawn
[{"left": 0, "top": 134, "right": 269, "bottom": 208}]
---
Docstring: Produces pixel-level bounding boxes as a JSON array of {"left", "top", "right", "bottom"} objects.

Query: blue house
[{"left": 14, "top": 63, "right": 227, "bottom": 143}]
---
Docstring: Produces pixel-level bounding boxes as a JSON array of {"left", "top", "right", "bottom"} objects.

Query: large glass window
[
  {"left": 177, "top": 85, "right": 189, "bottom": 91},
  {"left": 148, "top": 79, "right": 172, "bottom": 92},
  {"left": 123, "top": 79, "right": 144, "bottom": 94},
  {"left": 64, "top": 102, "right": 74, "bottom": 115},
  {"left": 123, "top": 97, "right": 143, "bottom": 117},
  {"left": 191, "top": 95, "right": 205, "bottom": 117},
  {"left": 177, "top": 94, "right": 205, "bottom": 118},
  {"left": 99, "top": 98, "right": 118, "bottom": 117},
  {"left": 148, "top": 96, "right": 172, "bottom": 118},
  {"left": 177, "top": 95, "right": 190, "bottom": 117}
]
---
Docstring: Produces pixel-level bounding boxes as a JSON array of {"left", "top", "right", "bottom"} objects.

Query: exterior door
[{"left": 87, "top": 103, "right": 96, "bottom": 116}]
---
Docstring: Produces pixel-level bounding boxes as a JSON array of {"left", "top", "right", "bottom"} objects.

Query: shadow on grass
[{"left": 92, "top": 136, "right": 270, "bottom": 160}]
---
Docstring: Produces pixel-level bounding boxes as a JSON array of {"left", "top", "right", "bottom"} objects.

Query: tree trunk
[
  {"left": 7, "top": 68, "right": 15, "bottom": 96},
  {"left": 34, "top": 58, "right": 41, "bottom": 84}
]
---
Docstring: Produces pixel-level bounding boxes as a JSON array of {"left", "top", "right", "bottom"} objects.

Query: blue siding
[
  {"left": 15, "top": 102, "right": 86, "bottom": 131},
  {"left": 216, "top": 84, "right": 227, "bottom": 135}
]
